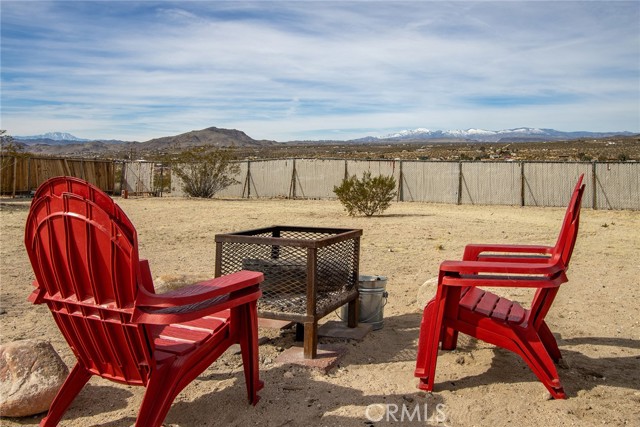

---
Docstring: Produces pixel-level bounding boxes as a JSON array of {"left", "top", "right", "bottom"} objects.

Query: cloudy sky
[{"left": 1, "top": 1, "right": 639, "bottom": 142}]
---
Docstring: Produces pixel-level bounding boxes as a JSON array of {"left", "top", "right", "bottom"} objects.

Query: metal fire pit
[{"left": 215, "top": 225, "right": 362, "bottom": 359}]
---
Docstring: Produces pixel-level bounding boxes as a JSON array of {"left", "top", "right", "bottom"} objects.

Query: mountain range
[
  {"left": 8, "top": 127, "right": 637, "bottom": 159},
  {"left": 354, "top": 127, "right": 635, "bottom": 143},
  {"left": 14, "top": 127, "right": 635, "bottom": 147},
  {"left": 10, "top": 127, "right": 276, "bottom": 157}
]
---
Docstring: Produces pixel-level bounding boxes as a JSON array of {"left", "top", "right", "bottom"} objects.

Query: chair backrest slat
[
  {"left": 25, "top": 177, "right": 155, "bottom": 384},
  {"left": 551, "top": 174, "right": 585, "bottom": 267},
  {"left": 531, "top": 175, "right": 585, "bottom": 328}
]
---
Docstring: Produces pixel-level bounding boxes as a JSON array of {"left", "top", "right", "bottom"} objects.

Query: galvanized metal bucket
[{"left": 340, "top": 275, "right": 388, "bottom": 330}]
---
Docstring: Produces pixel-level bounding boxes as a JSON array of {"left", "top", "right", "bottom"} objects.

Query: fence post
[
  {"left": 520, "top": 162, "right": 526, "bottom": 207},
  {"left": 159, "top": 163, "right": 164, "bottom": 197},
  {"left": 12, "top": 156, "right": 17, "bottom": 198},
  {"left": 243, "top": 161, "right": 251, "bottom": 198},
  {"left": 398, "top": 160, "right": 404, "bottom": 202},
  {"left": 289, "top": 159, "right": 297, "bottom": 199},
  {"left": 26, "top": 157, "right": 31, "bottom": 194},
  {"left": 120, "top": 161, "right": 126, "bottom": 196},
  {"left": 457, "top": 162, "right": 463, "bottom": 205},
  {"left": 344, "top": 160, "right": 348, "bottom": 180},
  {"left": 592, "top": 162, "right": 597, "bottom": 210}
]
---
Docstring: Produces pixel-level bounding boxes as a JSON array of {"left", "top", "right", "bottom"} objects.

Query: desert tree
[
  {"left": 169, "top": 147, "right": 241, "bottom": 198},
  {"left": 333, "top": 171, "right": 397, "bottom": 217},
  {"left": 0, "top": 130, "right": 25, "bottom": 156}
]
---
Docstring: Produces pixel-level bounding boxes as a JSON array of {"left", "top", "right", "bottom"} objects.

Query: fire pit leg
[
  {"left": 295, "top": 323, "right": 304, "bottom": 341},
  {"left": 347, "top": 298, "right": 358, "bottom": 328},
  {"left": 303, "top": 321, "right": 318, "bottom": 359}
]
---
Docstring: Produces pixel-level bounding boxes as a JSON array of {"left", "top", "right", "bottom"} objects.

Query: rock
[
  {"left": 0, "top": 339, "right": 69, "bottom": 417},
  {"left": 455, "top": 355, "right": 466, "bottom": 365},
  {"left": 416, "top": 277, "right": 438, "bottom": 308}
]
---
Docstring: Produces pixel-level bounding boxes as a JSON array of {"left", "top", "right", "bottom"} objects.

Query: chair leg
[
  {"left": 441, "top": 328, "right": 459, "bottom": 351},
  {"left": 414, "top": 300, "right": 434, "bottom": 378},
  {"left": 538, "top": 321, "right": 562, "bottom": 362},
  {"left": 135, "top": 367, "right": 180, "bottom": 427},
  {"left": 40, "top": 363, "right": 92, "bottom": 427},
  {"left": 238, "top": 301, "right": 263, "bottom": 405},
  {"left": 414, "top": 289, "right": 447, "bottom": 391},
  {"left": 515, "top": 332, "right": 566, "bottom": 399}
]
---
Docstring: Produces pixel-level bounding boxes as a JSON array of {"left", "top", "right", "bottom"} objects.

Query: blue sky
[{"left": 1, "top": 1, "right": 639, "bottom": 142}]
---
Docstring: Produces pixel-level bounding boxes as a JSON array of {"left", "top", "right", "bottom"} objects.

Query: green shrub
[
  {"left": 333, "top": 171, "right": 397, "bottom": 217},
  {"left": 171, "top": 148, "right": 240, "bottom": 198}
]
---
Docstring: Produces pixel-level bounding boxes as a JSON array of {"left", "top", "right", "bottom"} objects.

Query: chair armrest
[
  {"left": 133, "top": 285, "right": 262, "bottom": 325},
  {"left": 463, "top": 243, "right": 552, "bottom": 261},
  {"left": 440, "top": 259, "right": 564, "bottom": 276},
  {"left": 137, "top": 270, "right": 264, "bottom": 308},
  {"left": 133, "top": 270, "right": 264, "bottom": 325},
  {"left": 441, "top": 272, "right": 567, "bottom": 288}
]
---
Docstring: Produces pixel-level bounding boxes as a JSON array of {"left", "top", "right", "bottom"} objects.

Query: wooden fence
[
  {"left": 3, "top": 156, "right": 637, "bottom": 210},
  {"left": 0, "top": 156, "right": 115, "bottom": 195}
]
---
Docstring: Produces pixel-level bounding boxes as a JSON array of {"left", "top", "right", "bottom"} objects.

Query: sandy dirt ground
[{"left": 1, "top": 196, "right": 639, "bottom": 427}]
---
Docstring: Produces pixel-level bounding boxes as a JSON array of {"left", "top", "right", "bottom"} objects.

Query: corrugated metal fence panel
[
  {"left": 248, "top": 159, "right": 293, "bottom": 198},
  {"left": 123, "top": 161, "right": 154, "bottom": 194},
  {"left": 401, "top": 161, "right": 459, "bottom": 203},
  {"left": 461, "top": 162, "right": 521, "bottom": 205},
  {"left": 295, "top": 159, "right": 345, "bottom": 199},
  {"left": 524, "top": 162, "right": 593, "bottom": 207},
  {"left": 216, "top": 161, "right": 248, "bottom": 198},
  {"left": 595, "top": 163, "right": 640, "bottom": 210},
  {"left": 346, "top": 160, "right": 401, "bottom": 184}
]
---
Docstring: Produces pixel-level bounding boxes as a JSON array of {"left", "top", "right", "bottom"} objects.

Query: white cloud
[{"left": 1, "top": 1, "right": 638, "bottom": 141}]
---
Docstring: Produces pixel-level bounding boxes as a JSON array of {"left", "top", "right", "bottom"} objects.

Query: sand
[{"left": 1, "top": 196, "right": 639, "bottom": 426}]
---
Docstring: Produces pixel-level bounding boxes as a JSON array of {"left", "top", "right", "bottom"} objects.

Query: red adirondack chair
[
  {"left": 25, "top": 177, "right": 265, "bottom": 426},
  {"left": 415, "top": 175, "right": 585, "bottom": 399}
]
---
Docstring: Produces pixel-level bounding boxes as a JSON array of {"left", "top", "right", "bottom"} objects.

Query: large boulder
[
  {"left": 416, "top": 277, "right": 438, "bottom": 308},
  {"left": 0, "top": 339, "right": 69, "bottom": 417}
]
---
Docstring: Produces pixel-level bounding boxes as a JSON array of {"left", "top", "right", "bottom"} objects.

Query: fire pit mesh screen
[{"left": 217, "top": 229, "right": 359, "bottom": 316}]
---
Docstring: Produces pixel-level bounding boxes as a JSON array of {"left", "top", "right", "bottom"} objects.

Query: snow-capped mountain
[
  {"left": 356, "top": 127, "right": 634, "bottom": 143},
  {"left": 14, "top": 132, "right": 89, "bottom": 142}
]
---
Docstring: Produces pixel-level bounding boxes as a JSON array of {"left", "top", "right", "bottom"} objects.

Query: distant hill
[
  {"left": 139, "top": 127, "right": 274, "bottom": 151},
  {"left": 13, "top": 126, "right": 275, "bottom": 157}
]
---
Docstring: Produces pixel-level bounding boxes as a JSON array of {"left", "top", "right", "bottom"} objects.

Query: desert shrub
[
  {"left": 578, "top": 152, "right": 592, "bottom": 161},
  {"left": 333, "top": 171, "right": 397, "bottom": 217},
  {"left": 170, "top": 148, "right": 240, "bottom": 198}
]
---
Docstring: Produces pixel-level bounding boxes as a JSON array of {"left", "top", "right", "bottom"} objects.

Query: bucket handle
[
  {"left": 360, "top": 291, "right": 388, "bottom": 323},
  {"left": 336, "top": 291, "right": 388, "bottom": 323}
]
